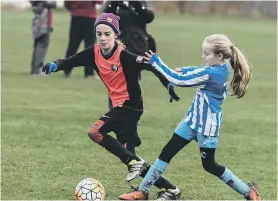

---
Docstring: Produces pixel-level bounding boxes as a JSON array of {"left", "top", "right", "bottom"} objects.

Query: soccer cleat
[
  {"left": 156, "top": 186, "right": 181, "bottom": 200},
  {"left": 245, "top": 182, "right": 261, "bottom": 201},
  {"left": 127, "top": 159, "right": 146, "bottom": 182},
  {"left": 119, "top": 188, "right": 149, "bottom": 200}
]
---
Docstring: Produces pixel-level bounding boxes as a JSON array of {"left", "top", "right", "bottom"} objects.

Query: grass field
[{"left": 1, "top": 10, "right": 277, "bottom": 200}]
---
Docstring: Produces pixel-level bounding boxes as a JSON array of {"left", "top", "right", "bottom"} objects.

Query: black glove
[
  {"left": 167, "top": 83, "right": 180, "bottom": 103},
  {"left": 42, "top": 62, "right": 58, "bottom": 75}
]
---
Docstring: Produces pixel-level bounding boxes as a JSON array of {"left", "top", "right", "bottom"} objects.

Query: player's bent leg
[
  {"left": 88, "top": 119, "right": 140, "bottom": 165},
  {"left": 115, "top": 130, "right": 146, "bottom": 181},
  {"left": 125, "top": 134, "right": 188, "bottom": 200},
  {"left": 200, "top": 147, "right": 261, "bottom": 200},
  {"left": 200, "top": 148, "right": 225, "bottom": 177},
  {"left": 126, "top": 133, "right": 190, "bottom": 182},
  {"left": 127, "top": 159, "right": 181, "bottom": 200},
  {"left": 88, "top": 120, "right": 105, "bottom": 143}
]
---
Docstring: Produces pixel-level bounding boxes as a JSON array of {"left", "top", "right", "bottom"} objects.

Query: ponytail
[{"left": 230, "top": 46, "right": 251, "bottom": 98}]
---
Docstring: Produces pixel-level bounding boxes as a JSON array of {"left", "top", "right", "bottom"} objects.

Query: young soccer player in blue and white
[{"left": 119, "top": 34, "right": 261, "bottom": 200}]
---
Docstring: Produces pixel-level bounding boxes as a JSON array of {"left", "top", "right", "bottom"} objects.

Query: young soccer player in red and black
[{"left": 42, "top": 13, "right": 181, "bottom": 199}]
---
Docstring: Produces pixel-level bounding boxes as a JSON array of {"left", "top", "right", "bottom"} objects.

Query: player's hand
[
  {"left": 175, "top": 68, "right": 182, "bottom": 73},
  {"left": 42, "top": 62, "right": 58, "bottom": 75},
  {"left": 143, "top": 50, "right": 156, "bottom": 65},
  {"left": 167, "top": 83, "right": 180, "bottom": 103}
]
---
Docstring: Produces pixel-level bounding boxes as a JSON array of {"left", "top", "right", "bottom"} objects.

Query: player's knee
[
  {"left": 88, "top": 132, "right": 103, "bottom": 144},
  {"left": 202, "top": 161, "right": 214, "bottom": 174},
  {"left": 88, "top": 120, "right": 105, "bottom": 144},
  {"left": 202, "top": 160, "right": 225, "bottom": 177},
  {"left": 201, "top": 157, "right": 219, "bottom": 175}
]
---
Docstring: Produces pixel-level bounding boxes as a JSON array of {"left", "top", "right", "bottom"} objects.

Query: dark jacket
[{"left": 103, "top": 1, "right": 156, "bottom": 54}]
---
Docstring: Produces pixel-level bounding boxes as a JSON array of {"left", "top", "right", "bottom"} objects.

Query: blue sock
[
  {"left": 219, "top": 167, "right": 250, "bottom": 196},
  {"left": 139, "top": 159, "right": 168, "bottom": 193}
]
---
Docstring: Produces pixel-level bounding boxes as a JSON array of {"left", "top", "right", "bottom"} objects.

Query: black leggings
[{"left": 158, "top": 133, "right": 225, "bottom": 177}]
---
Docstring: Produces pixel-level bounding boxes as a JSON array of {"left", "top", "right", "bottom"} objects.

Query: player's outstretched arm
[
  {"left": 144, "top": 50, "right": 209, "bottom": 87},
  {"left": 42, "top": 46, "right": 95, "bottom": 75},
  {"left": 120, "top": 50, "right": 180, "bottom": 102}
]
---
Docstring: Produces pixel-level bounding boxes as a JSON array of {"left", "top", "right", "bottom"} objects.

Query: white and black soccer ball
[{"left": 74, "top": 178, "right": 105, "bottom": 201}]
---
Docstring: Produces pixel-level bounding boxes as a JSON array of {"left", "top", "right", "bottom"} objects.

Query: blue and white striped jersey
[{"left": 151, "top": 55, "right": 229, "bottom": 137}]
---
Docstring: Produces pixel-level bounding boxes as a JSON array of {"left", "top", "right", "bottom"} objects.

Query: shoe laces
[
  {"left": 249, "top": 182, "right": 258, "bottom": 187},
  {"left": 248, "top": 182, "right": 259, "bottom": 192},
  {"left": 129, "top": 161, "right": 144, "bottom": 172}
]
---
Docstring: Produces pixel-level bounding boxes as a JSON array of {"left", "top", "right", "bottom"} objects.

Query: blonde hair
[
  {"left": 204, "top": 34, "right": 251, "bottom": 98},
  {"left": 116, "top": 39, "right": 126, "bottom": 48}
]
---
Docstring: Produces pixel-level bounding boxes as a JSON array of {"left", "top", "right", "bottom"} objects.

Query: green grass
[{"left": 1, "top": 10, "right": 277, "bottom": 200}]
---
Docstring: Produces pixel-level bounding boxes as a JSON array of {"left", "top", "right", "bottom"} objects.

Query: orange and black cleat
[
  {"left": 245, "top": 182, "right": 261, "bottom": 201},
  {"left": 119, "top": 190, "right": 149, "bottom": 200}
]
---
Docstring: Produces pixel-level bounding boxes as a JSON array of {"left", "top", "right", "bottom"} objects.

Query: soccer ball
[{"left": 74, "top": 178, "right": 105, "bottom": 201}]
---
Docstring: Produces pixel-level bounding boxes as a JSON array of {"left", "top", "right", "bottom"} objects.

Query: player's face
[
  {"left": 202, "top": 41, "right": 224, "bottom": 66},
  {"left": 96, "top": 24, "right": 116, "bottom": 53}
]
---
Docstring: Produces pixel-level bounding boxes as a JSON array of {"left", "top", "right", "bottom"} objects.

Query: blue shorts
[{"left": 174, "top": 119, "right": 218, "bottom": 148}]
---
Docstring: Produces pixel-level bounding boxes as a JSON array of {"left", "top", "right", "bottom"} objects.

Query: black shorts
[{"left": 98, "top": 107, "right": 143, "bottom": 147}]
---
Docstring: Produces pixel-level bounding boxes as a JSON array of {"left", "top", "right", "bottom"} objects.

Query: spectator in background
[
  {"left": 30, "top": 1, "right": 56, "bottom": 76},
  {"left": 64, "top": 1, "right": 103, "bottom": 79},
  {"left": 103, "top": 0, "right": 156, "bottom": 109}
]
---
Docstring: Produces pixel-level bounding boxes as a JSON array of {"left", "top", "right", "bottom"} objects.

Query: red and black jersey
[{"left": 55, "top": 43, "right": 170, "bottom": 111}]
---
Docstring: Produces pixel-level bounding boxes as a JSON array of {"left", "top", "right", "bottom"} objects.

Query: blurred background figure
[
  {"left": 103, "top": 0, "right": 156, "bottom": 109},
  {"left": 63, "top": 0, "right": 103, "bottom": 79},
  {"left": 30, "top": 1, "right": 56, "bottom": 76}
]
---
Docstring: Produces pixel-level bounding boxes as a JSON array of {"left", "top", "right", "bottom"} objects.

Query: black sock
[
  {"left": 126, "top": 143, "right": 136, "bottom": 155},
  {"left": 99, "top": 135, "right": 139, "bottom": 164},
  {"left": 141, "top": 164, "right": 176, "bottom": 190}
]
